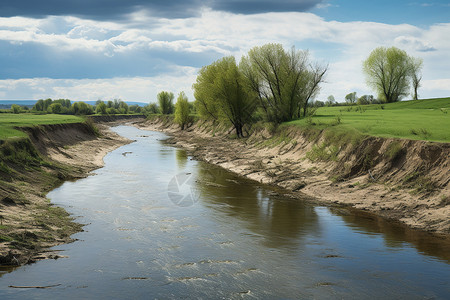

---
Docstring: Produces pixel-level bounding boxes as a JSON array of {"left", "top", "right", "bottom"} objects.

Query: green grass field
[
  {"left": 0, "top": 114, "right": 83, "bottom": 140},
  {"left": 286, "top": 97, "right": 450, "bottom": 143}
]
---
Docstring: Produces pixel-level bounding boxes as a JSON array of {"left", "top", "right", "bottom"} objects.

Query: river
[{"left": 0, "top": 125, "right": 449, "bottom": 299}]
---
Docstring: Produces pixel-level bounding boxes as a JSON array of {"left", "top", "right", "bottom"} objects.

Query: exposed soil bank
[
  {"left": 137, "top": 117, "right": 450, "bottom": 236},
  {"left": 0, "top": 120, "right": 131, "bottom": 266},
  {"left": 89, "top": 114, "right": 145, "bottom": 123}
]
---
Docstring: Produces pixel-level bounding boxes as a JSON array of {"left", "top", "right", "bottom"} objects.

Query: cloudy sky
[{"left": 0, "top": 0, "right": 449, "bottom": 103}]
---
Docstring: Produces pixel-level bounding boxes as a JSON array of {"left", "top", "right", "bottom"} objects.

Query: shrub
[
  {"left": 174, "top": 92, "right": 191, "bottom": 130},
  {"left": 11, "top": 104, "right": 21, "bottom": 114}
]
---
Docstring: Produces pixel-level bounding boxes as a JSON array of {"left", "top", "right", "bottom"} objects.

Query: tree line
[
  {"left": 158, "top": 44, "right": 424, "bottom": 137},
  {"left": 27, "top": 98, "right": 145, "bottom": 115}
]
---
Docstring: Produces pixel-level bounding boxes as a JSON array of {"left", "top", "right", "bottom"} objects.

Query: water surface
[{"left": 0, "top": 125, "right": 449, "bottom": 299}]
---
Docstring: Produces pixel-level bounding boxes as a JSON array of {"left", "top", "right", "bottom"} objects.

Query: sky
[{"left": 0, "top": 0, "right": 449, "bottom": 103}]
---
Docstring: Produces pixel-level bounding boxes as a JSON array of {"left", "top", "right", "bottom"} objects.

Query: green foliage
[
  {"left": 326, "top": 95, "right": 336, "bottom": 106},
  {"left": 96, "top": 101, "right": 108, "bottom": 114},
  {"left": 174, "top": 92, "right": 191, "bottom": 130},
  {"left": 0, "top": 137, "right": 41, "bottom": 165},
  {"left": 193, "top": 56, "right": 257, "bottom": 137},
  {"left": 33, "top": 99, "right": 71, "bottom": 113},
  {"left": 157, "top": 91, "right": 175, "bottom": 114},
  {"left": 357, "top": 95, "right": 375, "bottom": 105},
  {"left": 345, "top": 92, "right": 357, "bottom": 105},
  {"left": 145, "top": 103, "right": 160, "bottom": 114},
  {"left": 129, "top": 104, "right": 143, "bottom": 114},
  {"left": 11, "top": 104, "right": 21, "bottom": 114},
  {"left": 306, "top": 142, "right": 339, "bottom": 162},
  {"left": 363, "top": 46, "right": 422, "bottom": 103},
  {"left": 30, "top": 98, "right": 140, "bottom": 116},
  {"left": 84, "top": 118, "right": 100, "bottom": 137},
  {"left": 48, "top": 103, "right": 63, "bottom": 114},
  {"left": 385, "top": 141, "right": 403, "bottom": 160},
  {"left": 240, "top": 43, "right": 327, "bottom": 122},
  {"left": 71, "top": 101, "right": 94, "bottom": 115},
  {"left": 193, "top": 62, "right": 220, "bottom": 121},
  {"left": 410, "top": 57, "right": 423, "bottom": 100},
  {"left": 403, "top": 172, "right": 437, "bottom": 194},
  {"left": 410, "top": 128, "right": 431, "bottom": 139}
]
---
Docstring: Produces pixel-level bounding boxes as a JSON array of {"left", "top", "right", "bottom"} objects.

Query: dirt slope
[
  {"left": 0, "top": 123, "right": 129, "bottom": 266},
  {"left": 137, "top": 118, "right": 450, "bottom": 235}
]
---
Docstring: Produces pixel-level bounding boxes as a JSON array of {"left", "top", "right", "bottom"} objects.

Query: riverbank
[
  {"left": 0, "top": 121, "right": 130, "bottom": 266},
  {"left": 137, "top": 117, "right": 450, "bottom": 235}
]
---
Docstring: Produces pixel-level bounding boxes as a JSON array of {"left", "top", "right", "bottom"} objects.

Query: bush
[
  {"left": 174, "top": 92, "right": 191, "bottom": 130},
  {"left": 11, "top": 104, "right": 21, "bottom": 114}
]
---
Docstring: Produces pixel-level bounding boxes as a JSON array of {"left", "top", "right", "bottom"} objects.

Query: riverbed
[{"left": 0, "top": 125, "right": 449, "bottom": 299}]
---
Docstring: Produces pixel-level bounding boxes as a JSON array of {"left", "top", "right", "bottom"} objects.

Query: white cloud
[
  {"left": 0, "top": 66, "right": 198, "bottom": 102},
  {"left": 0, "top": 11, "right": 449, "bottom": 101}
]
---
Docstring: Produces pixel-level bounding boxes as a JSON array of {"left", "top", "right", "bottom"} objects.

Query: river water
[{"left": 0, "top": 125, "right": 449, "bottom": 299}]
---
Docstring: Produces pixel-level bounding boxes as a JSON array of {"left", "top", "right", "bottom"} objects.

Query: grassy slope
[
  {"left": 0, "top": 114, "right": 83, "bottom": 140},
  {"left": 286, "top": 97, "right": 450, "bottom": 143}
]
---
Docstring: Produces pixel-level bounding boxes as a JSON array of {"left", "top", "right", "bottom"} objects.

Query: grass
[
  {"left": 0, "top": 114, "right": 83, "bottom": 140},
  {"left": 286, "top": 97, "right": 450, "bottom": 143}
]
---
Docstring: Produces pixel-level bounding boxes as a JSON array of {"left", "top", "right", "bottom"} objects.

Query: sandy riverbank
[
  {"left": 136, "top": 118, "right": 450, "bottom": 236},
  {"left": 0, "top": 123, "right": 130, "bottom": 266}
]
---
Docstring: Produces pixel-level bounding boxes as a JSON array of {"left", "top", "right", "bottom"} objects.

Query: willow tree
[
  {"left": 410, "top": 57, "right": 423, "bottom": 100},
  {"left": 193, "top": 62, "right": 220, "bottom": 121},
  {"left": 193, "top": 56, "right": 256, "bottom": 138},
  {"left": 363, "top": 47, "right": 422, "bottom": 103},
  {"left": 157, "top": 91, "right": 174, "bottom": 114},
  {"left": 174, "top": 91, "right": 191, "bottom": 130},
  {"left": 240, "top": 43, "right": 327, "bottom": 122}
]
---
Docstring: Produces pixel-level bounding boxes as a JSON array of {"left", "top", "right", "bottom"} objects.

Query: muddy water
[{"left": 0, "top": 125, "right": 449, "bottom": 299}]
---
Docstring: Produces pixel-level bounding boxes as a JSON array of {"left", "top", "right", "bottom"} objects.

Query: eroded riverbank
[
  {"left": 1, "top": 125, "right": 449, "bottom": 299},
  {"left": 137, "top": 117, "right": 450, "bottom": 236},
  {"left": 0, "top": 122, "right": 130, "bottom": 266}
]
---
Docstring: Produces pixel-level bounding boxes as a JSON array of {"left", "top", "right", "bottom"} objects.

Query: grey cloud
[
  {"left": 210, "top": 0, "right": 322, "bottom": 14},
  {"left": 0, "top": 0, "right": 323, "bottom": 19}
]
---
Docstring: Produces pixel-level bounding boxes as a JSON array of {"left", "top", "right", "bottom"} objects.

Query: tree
[
  {"left": 48, "top": 103, "right": 63, "bottom": 114},
  {"left": 54, "top": 99, "right": 71, "bottom": 108},
  {"left": 11, "top": 104, "right": 21, "bottom": 114},
  {"left": 129, "top": 105, "right": 142, "bottom": 113},
  {"left": 174, "top": 92, "right": 191, "bottom": 130},
  {"left": 193, "top": 56, "right": 257, "bottom": 137},
  {"left": 71, "top": 101, "right": 93, "bottom": 115},
  {"left": 410, "top": 57, "right": 423, "bottom": 100},
  {"left": 157, "top": 91, "right": 174, "bottom": 114},
  {"left": 96, "top": 101, "right": 107, "bottom": 114},
  {"left": 345, "top": 92, "right": 357, "bottom": 105},
  {"left": 363, "top": 46, "right": 419, "bottom": 103},
  {"left": 43, "top": 98, "right": 53, "bottom": 111},
  {"left": 193, "top": 62, "right": 220, "bottom": 121},
  {"left": 240, "top": 43, "right": 326, "bottom": 122},
  {"left": 313, "top": 100, "right": 325, "bottom": 107},
  {"left": 33, "top": 99, "right": 45, "bottom": 111},
  {"left": 118, "top": 101, "right": 129, "bottom": 114},
  {"left": 357, "top": 95, "right": 374, "bottom": 105},
  {"left": 146, "top": 103, "right": 159, "bottom": 114},
  {"left": 326, "top": 95, "right": 336, "bottom": 106}
]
